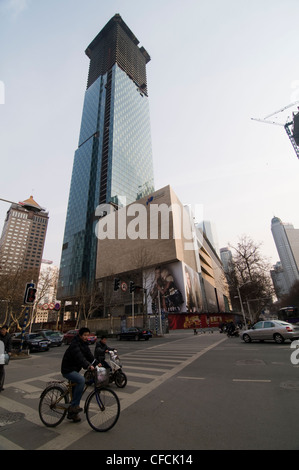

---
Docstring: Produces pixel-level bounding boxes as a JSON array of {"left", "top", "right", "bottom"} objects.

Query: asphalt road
[{"left": 1, "top": 329, "right": 299, "bottom": 452}]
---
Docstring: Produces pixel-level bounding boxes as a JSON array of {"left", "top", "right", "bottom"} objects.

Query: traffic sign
[{"left": 121, "top": 282, "right": 127, "bottom": 292}]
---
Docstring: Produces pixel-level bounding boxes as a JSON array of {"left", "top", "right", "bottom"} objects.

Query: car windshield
[{"left": 46, "top": 331, "right": 60, "bottom": 337}]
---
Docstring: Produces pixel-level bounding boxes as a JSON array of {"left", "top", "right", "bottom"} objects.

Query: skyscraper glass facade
[
  {"left": 58, "top": 15, "right": 154, "bottom": 299},
  {"left": 271, "top": 216, "right": 299, "bottom": 293}
]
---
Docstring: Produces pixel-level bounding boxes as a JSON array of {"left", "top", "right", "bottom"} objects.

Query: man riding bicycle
[{"left": 61, "top": 327, "right": 98, "bottom": 422}]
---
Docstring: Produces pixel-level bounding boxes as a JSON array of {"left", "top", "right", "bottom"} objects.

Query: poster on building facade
[
  {"left": 144, "top": 261, "right": 202, "bottom": 315},
  {"left": 184, "top": 263, "right": 203, "bottom": 313}
]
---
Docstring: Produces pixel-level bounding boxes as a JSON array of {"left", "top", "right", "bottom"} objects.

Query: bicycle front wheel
[
  {"left": 39, "top": 385, "right": 69, "bottom": 427},
  {"left": 85, "top": 387, "right": 120, "bottom": 432}
]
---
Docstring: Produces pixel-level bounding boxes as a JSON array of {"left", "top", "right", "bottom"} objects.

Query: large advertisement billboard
[{"left": 144, "top": 261, "right": 203, "bottom": 314}]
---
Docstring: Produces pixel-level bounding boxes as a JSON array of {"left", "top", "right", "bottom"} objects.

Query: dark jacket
[
  {"left": 61, "top": 335, "right": 95, "bottom": 374},
  {"left": 0, "top": 332, "right": 12, "bottom": 353},
  {"left": 94, "top": 340, "right": 113, "bottom": 363}
]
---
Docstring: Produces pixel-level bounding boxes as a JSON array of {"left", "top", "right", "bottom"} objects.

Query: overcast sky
[{"left": 1, "top": 0, "right": 299, "bottom": 268}]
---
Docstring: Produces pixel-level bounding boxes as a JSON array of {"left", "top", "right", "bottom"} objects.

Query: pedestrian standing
[{"left": 0, "top": 325, "right": 12, "bottom": 391}]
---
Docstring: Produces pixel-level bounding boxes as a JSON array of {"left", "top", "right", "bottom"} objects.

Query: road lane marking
[
  {"left": 124, "top": 356, "right": 182, "bottom": 363},
  {"left": 233, "top": 379, "right": 271, "bottom": 383},
  {"left": 124, "top": 365, "right": 169, "bottom": 372},
  {"left": 177, "top": 376, "right": 206, "bottom": 380}
]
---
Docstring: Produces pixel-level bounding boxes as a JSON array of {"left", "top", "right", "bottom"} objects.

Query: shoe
[
  {"left": 67, "top": 405, "right": 83, "bottom": 420},
  {"left": 72, "top": 405, "right": 83, "bottom": 413},
  {"left": 71, "top": 414, "right": 81, "bottom": 423}
]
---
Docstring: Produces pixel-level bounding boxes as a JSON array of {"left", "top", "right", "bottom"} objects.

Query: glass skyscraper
[
  {"left": 271, "top": 216, "right": 299, "bottom": 294},
  {"left": 58, "top": 14, "right": 154, "bottom": 299}
]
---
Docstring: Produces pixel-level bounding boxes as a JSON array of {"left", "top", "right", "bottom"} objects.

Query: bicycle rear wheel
[
  {"left": 39, "top": 385, "right": 69, "bottom": 427},
  {"left": 85, "top": 387, "right": 120, "bottom": 432}
]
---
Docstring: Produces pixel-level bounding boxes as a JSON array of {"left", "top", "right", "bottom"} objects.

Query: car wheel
[
  {"left": 274, "top": 333, "right": 284, "bottom": 344},
  {"left": 134, "top": 335, "right": 139, "bottom": 341},
  {"left": 242, "top": 334, "right": 251, "bottom": 343}
]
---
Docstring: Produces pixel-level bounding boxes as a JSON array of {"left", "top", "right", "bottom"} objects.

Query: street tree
[
  {"left": 227, "top": 235, "right": 274, "bottom": 322},
  {"left": 75, "top": 279, "right": 103, "bottom": 327},
  {"left": 0, "top": 265, "right": 37, "bottom": 329}
]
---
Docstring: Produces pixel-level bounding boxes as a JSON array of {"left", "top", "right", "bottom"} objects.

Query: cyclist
[
  {"left": 61, "top": 327, "right": 97, "bottom": 422},
  {"left": 94, "top": 335, "right": 114, "bottom": 372}
]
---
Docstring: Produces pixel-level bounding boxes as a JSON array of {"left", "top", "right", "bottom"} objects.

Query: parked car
[
  {"left": 117, "top": 327, "right": 152, "bottom": 341},
  {"left": 63, "top": 329, "right": 97, "bottom": 345},
  {"left": 242, "top": 320, "right": 299, "bottom": 344},
  {"left": 35, "top": 330, "right": 63, "bottom": 347},
  {"left": 11, "top": 333, "right": 50, "bottom": 352}
]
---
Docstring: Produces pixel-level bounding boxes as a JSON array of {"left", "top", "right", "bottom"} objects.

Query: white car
[{"left": 242, "top": 320, "right": 299, "bottom": 344}]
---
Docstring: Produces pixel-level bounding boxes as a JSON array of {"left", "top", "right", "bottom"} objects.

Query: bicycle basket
[
  {"left": 95, "top": 366, "right": 109, "bottom": 387},
  {"left": 84, "top": 369, "right": 95, "bottom": 385}
]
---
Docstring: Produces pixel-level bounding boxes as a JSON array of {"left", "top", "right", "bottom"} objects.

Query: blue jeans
[{"left": 63, "top": 371, "right": 85, "bottom": 407}]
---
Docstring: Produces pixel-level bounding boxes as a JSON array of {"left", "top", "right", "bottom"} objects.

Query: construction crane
[{"left": 251, "top": 101, "right": 299, "bottom": 160}]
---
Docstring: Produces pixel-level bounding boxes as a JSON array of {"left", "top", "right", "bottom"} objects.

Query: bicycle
[{"left": 38, "top": 367, "right": 120, "bottom": 432}]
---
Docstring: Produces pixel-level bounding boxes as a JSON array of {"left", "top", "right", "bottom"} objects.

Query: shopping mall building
[{"left": 94, "top": 185, "right": 239, "bottom": 331}]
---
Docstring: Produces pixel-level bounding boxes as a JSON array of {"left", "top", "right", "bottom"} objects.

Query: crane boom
[
  {"left": 264, "top": 100, "right": 299, "bottom": 119},
  {"left": 251, "top": 117, "right": 285, "bottom": 127},
  {"left": 251, "top": 102, "right": 299, "bottom": 160}
]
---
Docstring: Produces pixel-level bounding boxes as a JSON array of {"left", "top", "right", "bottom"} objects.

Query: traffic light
[
  {"left": 24, "top": 284, "right": 37, "bottom": 304},
  {"left": 114, "top": 278, "right": 120, "bottom": 291},
  {"left": 129, "top": 281, "right": 135, "bottom": 294}
]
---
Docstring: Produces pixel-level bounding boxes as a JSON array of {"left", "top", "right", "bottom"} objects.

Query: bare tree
[
  {"left": 0, "top": 266, "right": 37, "bottom": 330},
  {"left": 75, "top": 280, "right": 103, "bottom": 327},
  {"left": 227, "top": 236, "right": 274, "bottom": 321}
]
